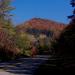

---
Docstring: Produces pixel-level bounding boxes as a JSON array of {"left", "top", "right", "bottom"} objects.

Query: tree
[
  {"left": 33, "top": 1, "right": 75, "bottom": 75},
  {"left": 0, "top": 0, "right": 14, "bottom": 22},
  {"left": 50, "top": 0, "right": 75, "bottom": 57},
  {"left": 0, "top": 0, "right": 20, "bottom": 60},
  {"left": 15, "top": 32, "right": 32, "bottom": 56},
  {"left": 0, "top": 28, "right": 20, "bottom": 60},
  {"left": 68, "top": 0, "right": 75, "bottom": 24},
  {"left": 0, "top": 0, "right": 15, "bottom": 36}
]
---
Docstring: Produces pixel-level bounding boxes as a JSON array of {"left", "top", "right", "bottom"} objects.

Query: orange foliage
[
  {"left": 16, "top": 18, "right": 66, "bottom": 38},
  {"left": 0, "top": 28, "right": 20, "bottom": 57}
]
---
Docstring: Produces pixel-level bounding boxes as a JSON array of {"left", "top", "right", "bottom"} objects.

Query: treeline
[
  {"left": 0, "top": 0, "right": 33, "bottom": 60},
  {"left": 0, "top": 0, "right": 52, "bottom": 60},
  {"left": 51, "top": 0, "right": 75, "bottom": 58},
  {"left": 0, "top": 0, "right": 72, "bottom": 60},
  {"left": 35, "top": 17, "right": 75, "bottom": 75},
  {"left": 33, "top": 0, "right": 75, "bottom": 74}
]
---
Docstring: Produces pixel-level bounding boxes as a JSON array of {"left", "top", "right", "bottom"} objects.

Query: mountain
[{"left": 16, "top": 18, "right": 66, "bottom": 38}]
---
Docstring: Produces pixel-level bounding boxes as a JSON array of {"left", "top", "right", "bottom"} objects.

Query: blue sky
[{"left": 12, "top": 0, "right": 72, "bottom": 25}]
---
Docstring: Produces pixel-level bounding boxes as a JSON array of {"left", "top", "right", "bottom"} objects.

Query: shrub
[
  {"left": 15, "top": 32, "right": 32, "bottom": 56},
  {"left": 0, "top": 29, "right": 20, "bottom": 60}
]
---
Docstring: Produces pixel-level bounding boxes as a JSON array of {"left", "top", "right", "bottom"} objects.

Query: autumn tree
[{"left": 15, "top": 32, "right": 33, "bottom": 56}]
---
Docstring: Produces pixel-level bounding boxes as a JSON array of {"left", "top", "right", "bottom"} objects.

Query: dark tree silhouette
[
  {"left": 68, "top": 0, "right": 75, "bottom": 24},
  {"left": 51, "top": 0, "right": 75, "bottom": 59},
  {"left": 33, "top": 1, "right": 75, "bottom": 75},
  {"left": 70, "top": 0, "right": 75, "bottom": 7}
]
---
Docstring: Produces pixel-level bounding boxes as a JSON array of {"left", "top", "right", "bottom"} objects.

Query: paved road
[{"left": 0, "top": 55, "right": 50, "bottom": 75}]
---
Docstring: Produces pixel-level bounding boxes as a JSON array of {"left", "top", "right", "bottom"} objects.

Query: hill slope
[{"left": 16, "top": 18, "right": 66, "bottom": 38}]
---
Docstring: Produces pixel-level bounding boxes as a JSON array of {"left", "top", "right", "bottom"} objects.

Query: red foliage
[
  {"left": 31, "top": 46, "right": 37, "bottom": 57},
  {"left": 0, "top": 28, "right": 20, "bottom": 57},
  {"left": 16, "top": 18, "right": 66, "bottom": 38}
]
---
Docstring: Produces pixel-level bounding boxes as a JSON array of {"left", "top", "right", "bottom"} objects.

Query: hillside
[{"left": 16, "top": 18, "right": 66, "bottom": 38}]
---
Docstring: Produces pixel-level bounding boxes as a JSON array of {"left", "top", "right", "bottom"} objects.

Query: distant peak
[{"left": 16, "top": 18, "right": 66, "bottom": 31}]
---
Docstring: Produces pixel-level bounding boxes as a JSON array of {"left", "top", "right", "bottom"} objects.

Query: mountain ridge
[
  {"left": 16, "top": 18, "right": 66, "bottom": 31},
  {"left": 16, "top": 18, "right": 66, "bottom": 38}
]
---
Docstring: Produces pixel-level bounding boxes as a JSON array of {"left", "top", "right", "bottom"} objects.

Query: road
[{"left": 0, "top": 55, "right": 50, "bottom": 75}]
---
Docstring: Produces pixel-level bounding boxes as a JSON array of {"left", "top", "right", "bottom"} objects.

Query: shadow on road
[{"left": 0, "top": 55, "right": 50, "bottom": 75}]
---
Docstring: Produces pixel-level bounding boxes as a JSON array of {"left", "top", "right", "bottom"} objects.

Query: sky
[{"left": 12, "top": 0, "right": 72, "bottom": 25}]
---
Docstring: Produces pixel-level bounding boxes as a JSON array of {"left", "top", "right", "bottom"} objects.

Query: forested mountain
[{"left": 16, "top": 18, "right": 66, "bottom": 38}]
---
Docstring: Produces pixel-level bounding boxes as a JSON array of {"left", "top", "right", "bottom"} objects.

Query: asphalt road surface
[{"left": 0, "top": 55, "right": 50, "bottom": 75}]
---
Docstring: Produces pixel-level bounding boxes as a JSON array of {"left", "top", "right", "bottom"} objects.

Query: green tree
[
  {"left": 0, "top": 0, "right": 15, "bottom": 36},
  {"left": 0, "top": 0, "right": 14, "bottom": 22},
  {"left": 15, "top": 32, "right": 32, "bottom": 56}
]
